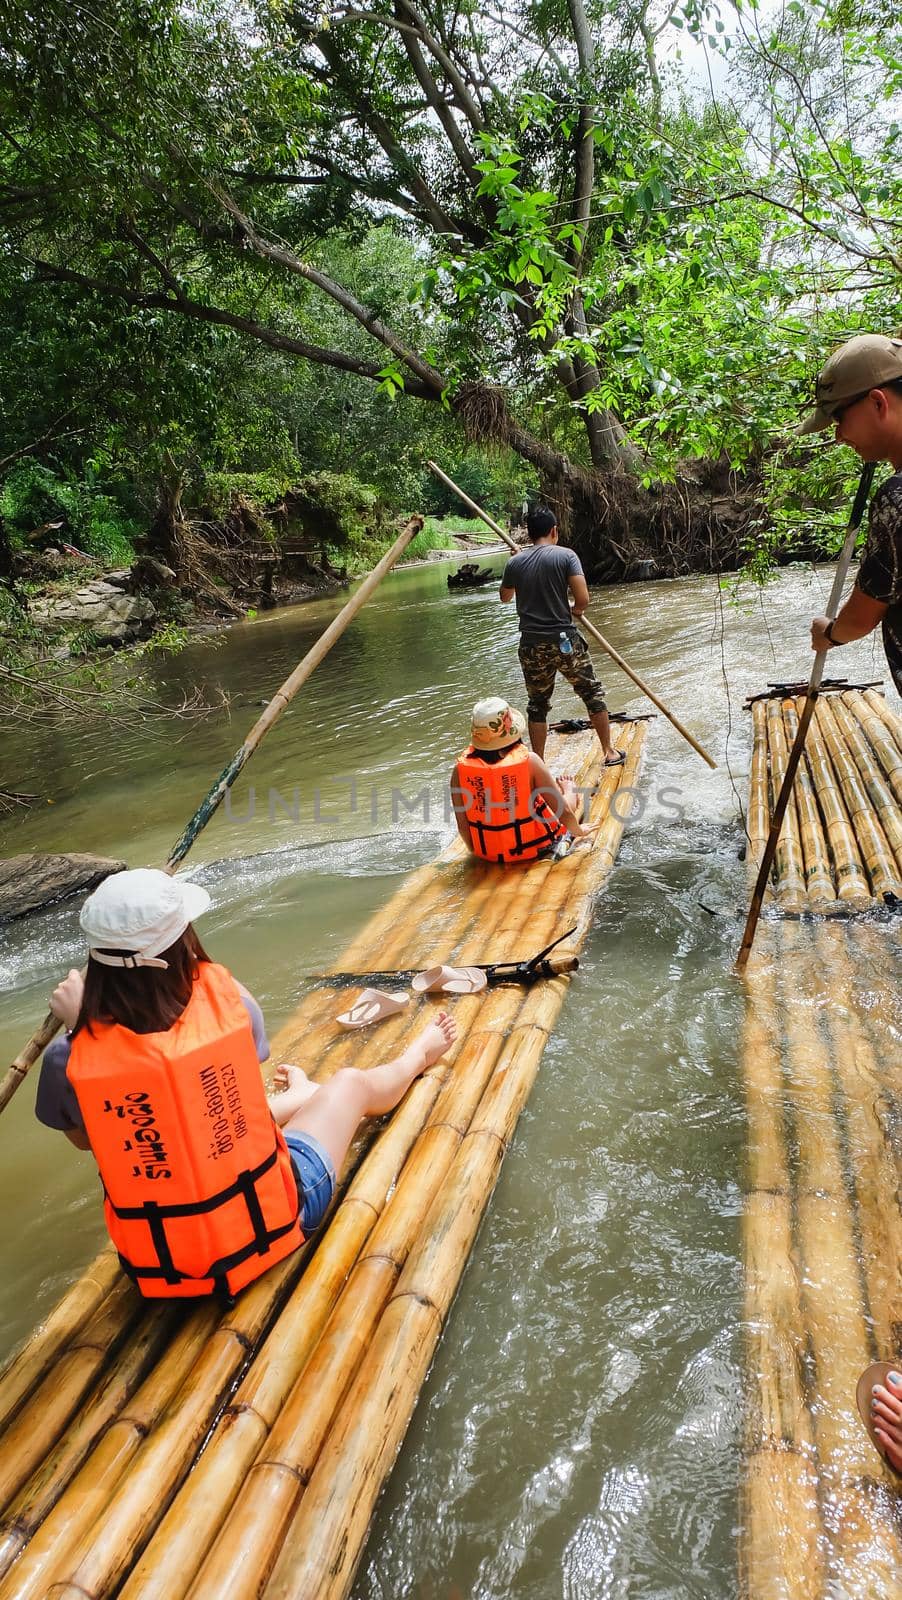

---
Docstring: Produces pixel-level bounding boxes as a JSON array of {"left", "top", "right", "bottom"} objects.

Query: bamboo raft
[
  {"left": 740, "top": 685, "right": 902, "bottom": 1599},
  {"left": 746, "top": 685, "right": 902, "bottom": 912},
  {"left": 0, "top": 719, "right": 647, "bottom": 1600}
]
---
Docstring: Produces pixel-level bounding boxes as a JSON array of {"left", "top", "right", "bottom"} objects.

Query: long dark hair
[{"left": 73, "top": 926, "right": 211, "bottom": 1038}]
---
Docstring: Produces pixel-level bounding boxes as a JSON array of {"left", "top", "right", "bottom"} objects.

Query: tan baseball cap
[
  {"left": 469, "top": 697, "right": 527, "bottom": 751},
  {"left": 798, "top": 333, "right": 902, "bottom": 434}
]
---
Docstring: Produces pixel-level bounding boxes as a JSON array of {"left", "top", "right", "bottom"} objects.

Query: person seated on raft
[
  {"left": 36, "top": 868, "right": 456, "bottom": 1301},
  {"left": 450, "top": 696, "right": 599, "bottom": 864},
  {"left": 456, "top": 562, "right": 480, "bottom": 577}
]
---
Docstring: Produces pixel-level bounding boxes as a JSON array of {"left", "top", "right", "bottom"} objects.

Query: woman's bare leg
[
  {"left": 283, "top": 1012, "right": 457, "bottom": 1174},
  {"left": 267, "top": 1065, "right": 319, "bottom": 1126}
]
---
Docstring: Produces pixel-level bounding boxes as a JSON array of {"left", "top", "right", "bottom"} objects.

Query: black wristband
[{"left": 824, "top": 620, "right": 841, "bottom": 645}]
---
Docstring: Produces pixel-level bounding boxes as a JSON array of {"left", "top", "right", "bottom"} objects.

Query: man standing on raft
[
  {"left": 500, "top": 505, "right": 624, "bottom": 765},
  {"left": 800, "top": 333, "right": 902, "bottom": 695}
]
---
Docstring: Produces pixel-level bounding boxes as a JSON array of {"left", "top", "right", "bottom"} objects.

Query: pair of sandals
[{"left": 336, "top": 964, "right": 487, "bottom": 1028}]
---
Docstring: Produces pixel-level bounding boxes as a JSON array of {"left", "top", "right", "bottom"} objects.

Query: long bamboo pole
[
  {"left": 0, "top": 516, "right": 425, "bottom": 1118},
  {"left": 736, "top": 463, "right": 876, "bottom": 969},
  {"left": 427, "top": 459, "right": 717, "bottom": 768},
  {"left": 0, "top": 1249, "right": 121, "bottom": 1434}
]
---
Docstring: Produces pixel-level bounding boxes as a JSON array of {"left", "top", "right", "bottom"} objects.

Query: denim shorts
[{"left": 284, "top": 1131, "right": 337, "bottom": 1233}]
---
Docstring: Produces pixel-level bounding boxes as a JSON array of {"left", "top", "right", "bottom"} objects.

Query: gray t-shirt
[
  {"left": 35, "top": 991, "right": 270, "bottom": 1136},
  {"left": 502, "top": 544, "right": 583, "bottom": 641}
]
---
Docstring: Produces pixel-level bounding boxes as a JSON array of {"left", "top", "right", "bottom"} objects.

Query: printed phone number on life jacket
[{"left": 200, "top": 1060, "right": 249, "bottom": 1160}]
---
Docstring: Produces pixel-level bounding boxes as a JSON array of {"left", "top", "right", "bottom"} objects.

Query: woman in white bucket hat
[
  {"left": 450, "top": 697, "right": 599, "bottom": 863},
  {"left": 37, "top": 868, "right": 455, "bottom": 1299}
]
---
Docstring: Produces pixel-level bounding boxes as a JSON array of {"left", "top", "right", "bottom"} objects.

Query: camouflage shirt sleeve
[{"left": 857, "top": 472, "right": 902, "bottom": 606}]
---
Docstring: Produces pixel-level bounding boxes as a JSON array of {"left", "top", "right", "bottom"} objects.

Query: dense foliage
[{"left": 1, "top": 0, "right": 900, "bottom": 570}]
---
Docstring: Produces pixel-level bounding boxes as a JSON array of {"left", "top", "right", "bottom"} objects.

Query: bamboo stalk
[
  {"left": 7, "top": 1259, "right": 304, "bottom": 1600},
  {"left": 426, "top": 460, "right": 717, "bottom": 767},
  {"left": 817, "top": 921, "right": 902, "bottom": 1363},
  {"left": 814, "top": 699, "right": 900, "bottom": 900},
  {"left": 862, "top": 686, "right": 902, "bottom": 740},
  {"left": 800, "top": 709, "right": 871, "bottom": 905},
  {"left": 739, "top": 954, "right": 823, "bottom": 1600},
  {"left": 0, "top": 1307, "right": 178, "bottom": 1580},
  {"left": 746, "top": 702, "right": 771, "bottom": 876},
  {"left": 0, "top": 1307, "right": 221, "bottom": 1600},
  {"left": 844, "top": 691, "right": 902, "bottom": 810},
  {"left": 763, "top": 701, "right": 807, "bottom": 911},
  {"left": 827, "top": 696, "right": 902, "bottom": 878},
  {"left": 0, "top": 1279, "right": 140, "bottom": 1516},
  {"left": 780, "top": 700, "right": 837, "bottom": 906},
  {"left": 0, "top": 1249, "right": 121, "bottom": 1434}
]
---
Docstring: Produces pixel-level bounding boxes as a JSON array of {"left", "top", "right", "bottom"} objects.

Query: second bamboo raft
[
  {"left": 0, "top": 720, "right": 647, "bottom": 1600},
  {"left": 740, "top": 686, "right": 902, "bottom": 1599},
  {"left": 746, "top": 686, "right": 902, "bottom": 913}
]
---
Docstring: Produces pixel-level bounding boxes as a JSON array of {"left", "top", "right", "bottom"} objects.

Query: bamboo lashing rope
[
  {"left": 0, "top": 515, "right": 426, "bottom": 1118},
  {"left": 736, "top": 463, "right": 876, "bottom": 968},
  {"left": 426, "top": 459, "right": 717, "bottom": 769}
]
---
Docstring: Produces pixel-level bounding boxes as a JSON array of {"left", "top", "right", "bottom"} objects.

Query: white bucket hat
[
  {"left": 80, "top": 868, "right": 212, "bottom": 970},
  {"left": 469, "top": 697, "right": 527, "bottom": 751}
]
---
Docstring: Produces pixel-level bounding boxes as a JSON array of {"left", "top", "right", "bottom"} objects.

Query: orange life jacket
[
  {"left": 455, "top": 744, "right": 567, "bottom": 864},
  {"left": 67, "top": 963, "right": 303, "bottom": 1299}
]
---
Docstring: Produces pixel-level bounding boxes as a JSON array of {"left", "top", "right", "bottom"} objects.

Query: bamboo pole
[
  {"left": 814, "top": 698, "right": 900, "bottom": 900},
  {"left": 0, "top": 1279, "right": 140, "bottom": 1516},
  {"left": 736, "top": 462, "right": 876, "bottom": 968},
  {"left": 739, "top": 953, "right": 823, "bottom": 1600},
  {"left": 800, "top": 706, "right": 871, "bottom": 905},
  {"left": 0, "top": 1248, "right": 121, "bottom": 1434},
  {"left": 0, "top": 1305, "right": 222, "bottom": 1600},
  {"left": 426, "top": 460, "right": 717, "bottom": 768},
  {"left": 780, "top": 700, "right": 837, "bottom": 906},
  {"left": 0, "top": 515, "right": 426, "bottom": 1118},
  {"left": 817, "top": 921, "right": 902, "bottom": 1362},
  {"left": 746, "top": 702, "right": 771, "bottom": 875},
  {"left": 844, "top": 691, "right": 902, "bottom": 810},
  {"left": 826, "top": 696, "right": 902, "bottom": 880},
  {"left": 0, "top": 1307, "right": 178, "bottom": 1580},
  {"left": 763, "top": 700, "right": 807, "bottom": 911}
]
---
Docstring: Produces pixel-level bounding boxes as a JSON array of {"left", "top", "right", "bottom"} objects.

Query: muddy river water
[{"left": 1, "top": 557, "right": 898, "bottom": 1598}]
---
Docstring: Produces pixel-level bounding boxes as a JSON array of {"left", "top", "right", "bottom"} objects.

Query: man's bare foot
[
  {"left": 268, "top": 1063, "right": 319, "bottom": 1121},
  {"left": 408, "top": 1011, "right": 457, "bottom": 1074},
  {"left": 872, "top": 1372, "right": 902, "bottom": 1471}
]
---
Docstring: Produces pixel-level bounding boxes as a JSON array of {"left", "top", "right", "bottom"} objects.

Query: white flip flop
[{"left": 336, "top": 988, "right": 410, "bottom": 1028}]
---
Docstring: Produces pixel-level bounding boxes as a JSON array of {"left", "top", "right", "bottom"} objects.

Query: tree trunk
[{"left": 454, "top": 384, "right": 758, "bottom": 580}]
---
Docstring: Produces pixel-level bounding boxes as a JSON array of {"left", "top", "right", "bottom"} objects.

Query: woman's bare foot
[
  {"left": 406, "top": 1010, "right": 457, "bottom": 1075},
  {"left": 872, "top": 1372, "right": 902, "bottom": 1471},
  {"left": 268, "top": 1064, "right": 320, "bottom": 1123}
]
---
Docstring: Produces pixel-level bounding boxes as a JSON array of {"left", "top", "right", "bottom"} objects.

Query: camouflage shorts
[{"left": 518, "top": 634, "right": 607, "bottom": 722}]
